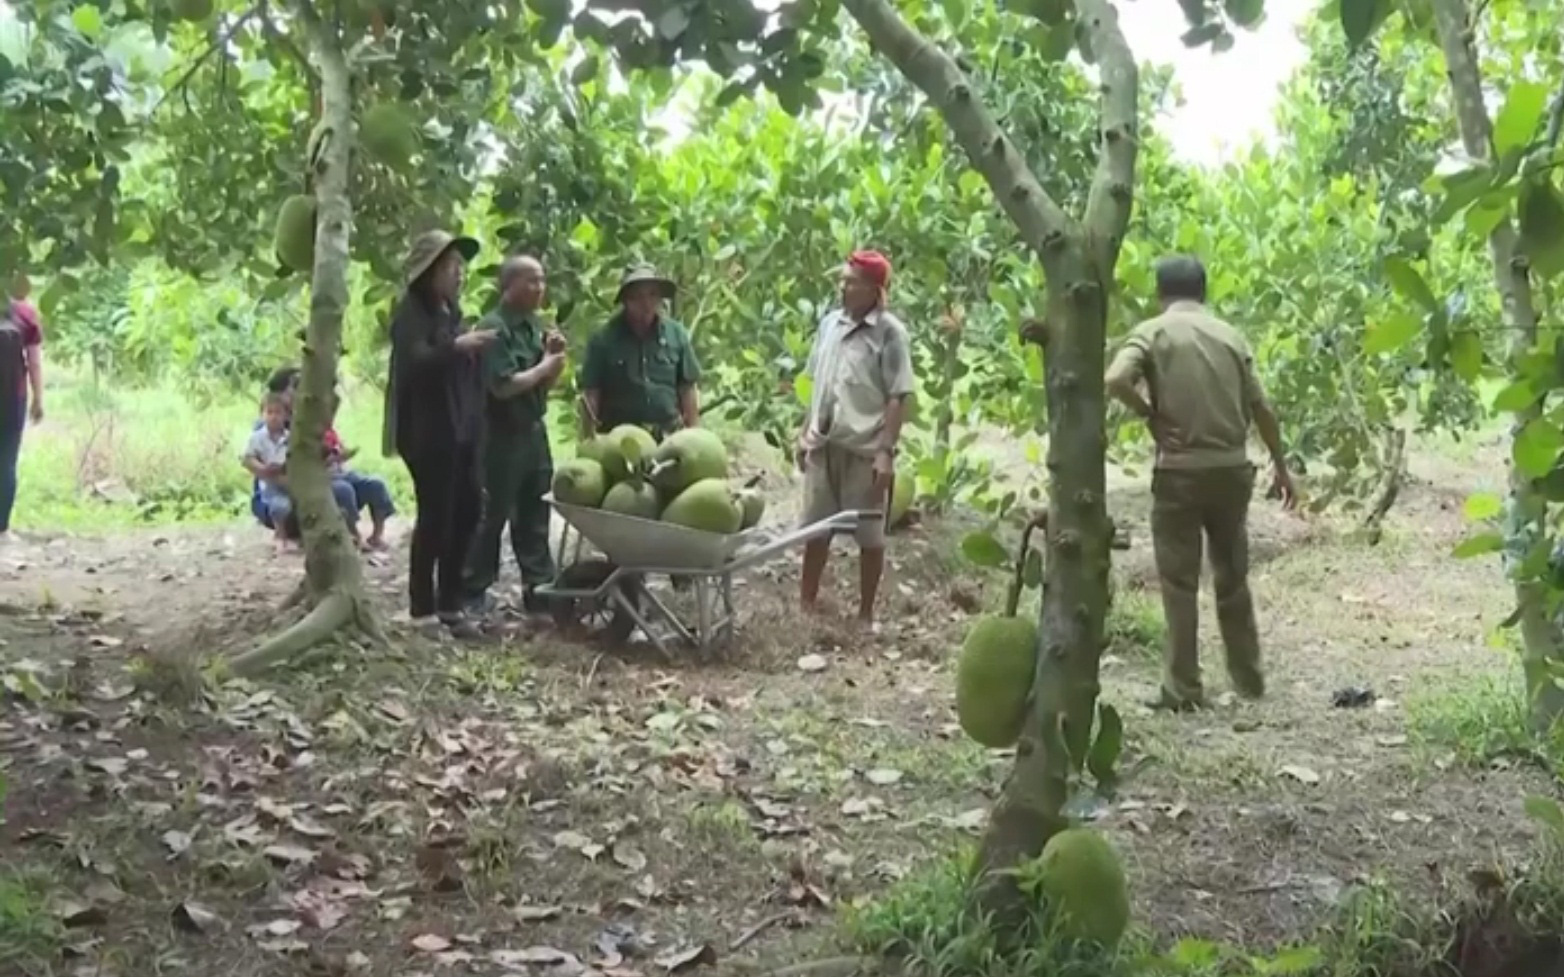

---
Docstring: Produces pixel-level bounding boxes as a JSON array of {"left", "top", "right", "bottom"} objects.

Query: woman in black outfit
[{"left": 382, "top": 230, "right": 497, "bottom": 637}]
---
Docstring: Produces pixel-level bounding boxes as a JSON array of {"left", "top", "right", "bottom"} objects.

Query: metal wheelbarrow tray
[{"left": 534, "top": 493, "right": 875, "bottom": 656}]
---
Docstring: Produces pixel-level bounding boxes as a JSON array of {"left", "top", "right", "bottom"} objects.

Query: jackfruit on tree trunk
[
  {"left": 359, "top": 103, "right": 419, "bottom": 166},
  {"left": 274, "top": 195, "right": 317, "bottom": 275},
  {"left": 1036, "top": 828, "right": 1130, "bottom": 946},
  {"left": 955, "top": 615, "right": 1038, "bottom": 748}
]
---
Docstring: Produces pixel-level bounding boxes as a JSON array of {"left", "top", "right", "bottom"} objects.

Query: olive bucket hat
[
  {"left": 402, "top": 229, "right": 480, "bottom": 288},
  {"left": 614, "top": 263, "right": 676, "bottom": 304}
]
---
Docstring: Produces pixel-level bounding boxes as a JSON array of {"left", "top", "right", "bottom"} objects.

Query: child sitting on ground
[
  {"left": 322, "top": 401, "right": 395, "bottom": 550},
  {"left": 242, "top": 392, "right": 295, "bottom": 554}
]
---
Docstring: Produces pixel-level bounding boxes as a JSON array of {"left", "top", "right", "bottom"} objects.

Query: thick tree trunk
[
  {"left": 841, "top": 0, "right": 1137, "bottom": 928},
  {"left": 231, "top": 6, "right": 377, "bottom": 676},
  {"left": 973, "top": 269, "right": 1113, "bottom": 923},
  {"left": 1428, "top": 0, "right": 1564, "bottom": 730}
]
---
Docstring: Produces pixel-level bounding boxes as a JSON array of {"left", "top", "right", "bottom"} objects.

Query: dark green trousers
[{"left": 464, "top": 427, "right": 555, "bottom": 599}]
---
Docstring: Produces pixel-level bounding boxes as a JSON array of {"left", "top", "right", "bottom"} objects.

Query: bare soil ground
[{"left": 0, "top": 433, "right": 1553, "bottom": 977}]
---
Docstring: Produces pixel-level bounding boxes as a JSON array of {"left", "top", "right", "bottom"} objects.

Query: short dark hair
[
  {"left": 262, "top": 390, "right": 290, "bottom": 411},
  {"left": 267, "top": 365, "right": 300, "bottom": 393},
  {"left": 1155, "top": 255, "right": 1207, "bottom": 303}
]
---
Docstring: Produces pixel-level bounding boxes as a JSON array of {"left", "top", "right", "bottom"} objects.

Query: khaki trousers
[{"left": 1151, "top": 464, "right": 1264, "bottom": 704}]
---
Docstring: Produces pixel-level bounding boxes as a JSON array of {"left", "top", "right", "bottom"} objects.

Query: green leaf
[
  {"left": 1260, "top": 946, "right": 1325, "bottom": 976},
  {"left": 1449, "top": 331, "right": 1483, "bottom": 382},
  {"left": 1340, "top": 0, "right": 1391, "bottom": 48},
  {"left": 1493, "top": 80, "right": 1549, "bottom": 158},
  {"left": 1523, "top": 794, "right": 1564, "bottom": 839},
  {"left": 1492, "top": 380, "right": 1539, "bottom": 413},
  {"left": 793, "top": 374, "right": 813, "bottom": 407},
  {"left": 1022, "top": 548, "right": 1043, "bottom": 588},
  {"left": 1518, "top": 178, "right": 1564, "bottom": 280},
  {"left": 1513, "top": 417, "right": 1564, "bottom": 479},
  {"left": 1462, "top": 492, "right": 1503, "bottom": 521},
  {"left": 571, "top": 54, "right": 600, "bottom": 85},
  {"left": 1432, "top": 165, "right": 1494, "bottom": 225},
  {"left": 960, "top": 530, "right": 1010, "bottom": 569},
  {"left": 1363, "top": 311, "right": 1420, "bottom": 355},
  {"left": 1085, "top": 702, "right": 1123, "bottom": 789},
  {"left": 71, "top": 5, "right": 103, "bottom": 38},
  {"left": 1223, "top": 0, "right": 1266, "bottom": 27},
  {"left": 1452, "top": 533, "right": 1504, "bottom": 558},
  {"left": 1382, "top": 256, "right": 1440, "bottom": 314}
]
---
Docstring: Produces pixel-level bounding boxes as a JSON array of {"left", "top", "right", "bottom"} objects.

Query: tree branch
[
  {"left": 1077, "top": 0, "right": 1138, "bottom": 270},
  {"left": 259, "top": 0, "right": 315, "bottom": 89},
  {"left": 152, "top": 6, "right": 262, "bottom": 113},
  {"left": 1545, "top": 81, "right": 1564, "bottom": 150},
  {"left": 838, "top": 0, "right": 1078, "bottom": 274}
]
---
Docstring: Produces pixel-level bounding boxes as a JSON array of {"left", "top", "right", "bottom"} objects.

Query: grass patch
[
  {"left": 843, "top": 849, "right": 1134, "bottom": 977},
  {"left": 1106, "top": 585, "right": 1164, "bottom": 660},
  {"left": 1405, "top": 671, "right": 1564, "bottom": 777},
  {"left": 0, "top": 867, "right": 63, "bottom": 973}
]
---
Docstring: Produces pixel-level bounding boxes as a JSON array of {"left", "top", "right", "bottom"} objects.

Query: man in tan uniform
[
  {"left": 795, "top": 250, "right": 916, "bottom": 630},
  {"left": 1105, "top": 255, "right": 1296, "bottom": 711}
]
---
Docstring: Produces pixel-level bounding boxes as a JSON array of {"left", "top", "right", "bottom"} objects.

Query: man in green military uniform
[
  {"left": 580, "top": 264, "right": 701, "bottom": 439},
  {"left": 464, "top": 254, "right": 566, "bottom": 615}
]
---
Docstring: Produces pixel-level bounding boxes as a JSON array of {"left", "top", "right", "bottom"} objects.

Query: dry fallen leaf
[
  {"left": 1278, "top": 764, "right": 1321, "bottom": 785},
  {"left": 513, "top": 903, "right": 563, "bottom": 923},
  {"left": 160, "top": 829, "right": 193, "bottom": 858},
  {"left": 865, "top": 768, "right": 903, "bottom": 786},
  {"left": 411, "top": 933, "right": 452, "bottom": 953},
  {"left": 656, "top": 943, "right": 718, "bottom": 973},
  {"left": 262, "top": 843, "right": 318, "bottom": 866},
  {"left": 490, "top": 946, "right": 581, "bottom": 968},
  {"left": 612, "top": 845, "right": 648, "bottom": 872},
  {"left": 795, "top": 654, "right": 828, "bottom": 673},
  {"left": 171, "top": 900, "right": 221, "bottom": 933}
]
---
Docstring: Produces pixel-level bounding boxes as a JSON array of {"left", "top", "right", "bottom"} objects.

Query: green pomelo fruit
[
  {"left": 1037, "top": 828, "right": 1130, "bottom": 946},
  {"left": 274, "top": 195, "right": 317, "bottom": 274},
  {"left": 600, "top": 424, "right": 657, "bottom": 484},
  {"left": 552, "top": 458, "right": 607, "bottom": 508},
  {"left": 651, "top": 428, "right": 728, "bottom": 495},
  {"left": 888, "top": 470, "right": 914, "bottom": 528},
  {"left": 577, "top": 438, "right": 607, "bottom": 467},
  {"left": 660, "top": 478, "right": 742, "bottom": 535},
  {"left": 737, "top": 488, "right": 765, "bottom": 530},
  {"left": 171, "top": 0, "right": 214, "bottom": 21},
  {"left": 955, "top": 615, "right": 1038, "bottom": 748},
  {"left": 602, "top": 480, "right": 660, "bottom": 520},
  {"left": 360, "top": 103, "right": 419, "bottom": 165}
]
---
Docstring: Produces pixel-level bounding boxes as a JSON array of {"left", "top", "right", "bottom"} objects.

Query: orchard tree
[
  {"left": 3, "top": 0, "right": 839, "bottom": 674},
  {"left": 1338, "top": 0, "right": 1564, "bottom": 730},
  {"left": 830, "top": 0, "right": 1265, "bottom": 919}
]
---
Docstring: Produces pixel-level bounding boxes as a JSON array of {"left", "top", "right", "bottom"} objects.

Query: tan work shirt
[
  {"left": 802, "top": 306, "right": 917, "bottom": 457},
  {"left": 1106, "top": 300, "right": 1265, "bottom": 470}
]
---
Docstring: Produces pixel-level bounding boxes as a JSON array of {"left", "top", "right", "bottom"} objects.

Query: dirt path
[{"left": 0, "top": 433, "right": 1550, "bottom": 975}]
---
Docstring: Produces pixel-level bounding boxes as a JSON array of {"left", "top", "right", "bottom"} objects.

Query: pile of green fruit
[{"left": 550, "top": 425, "right": 766, "bottom": 535}]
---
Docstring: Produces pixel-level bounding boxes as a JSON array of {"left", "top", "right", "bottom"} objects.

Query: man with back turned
[{"left": 1105, "top": 255, "right": 1296, "bottom": 712}]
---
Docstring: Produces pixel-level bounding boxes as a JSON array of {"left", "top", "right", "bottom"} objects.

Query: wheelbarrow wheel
[{"left": 550, "top": 558, "right": 643, "bottom": 645}]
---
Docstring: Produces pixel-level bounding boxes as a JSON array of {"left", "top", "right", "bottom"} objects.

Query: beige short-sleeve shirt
[
  {"left": 803, "top": 307, "right": 916, "bottom": 457},
  {"left": 1105, "top": 300, "right": 1266, "bottom": 470}
]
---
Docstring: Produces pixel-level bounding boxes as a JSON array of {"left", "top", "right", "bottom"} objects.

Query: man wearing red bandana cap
[{"left": 794, "top": 249, "right": 916, "bottom": 630}]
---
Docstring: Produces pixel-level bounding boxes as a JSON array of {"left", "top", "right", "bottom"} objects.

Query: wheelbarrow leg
[
  {"left": 607, "top": 582, "right": 673, "bottom": 662},
  {"left": 694, "top": 576, "right": 713, "bottom": 653}
]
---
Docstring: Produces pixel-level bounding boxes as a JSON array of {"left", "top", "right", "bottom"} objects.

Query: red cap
[{"left": 847, "top": 250, "right": 892, "bottom": 290}]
